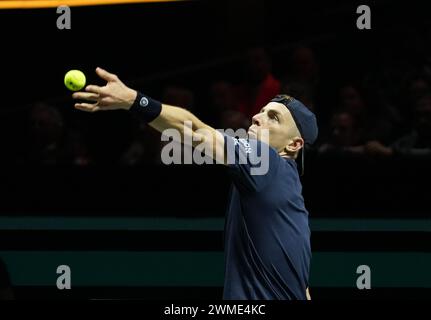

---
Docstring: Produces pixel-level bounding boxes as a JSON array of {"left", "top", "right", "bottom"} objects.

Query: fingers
[
  {"left": 85, "top": 84, "right": 104, "bottom": 94},
  {"left": 96, "top": 67, "right": 118, "bottom": 82},
  {"left": 74, "top": 103, "right": 100, "bottom": 113},
  {"left": 73, "top": 90, "right": 101, "bottom": 112},
  {"left": 72, "top": 92, "right": 99, "bottom": 102}
]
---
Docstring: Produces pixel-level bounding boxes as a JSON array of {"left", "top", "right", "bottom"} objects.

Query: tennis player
[{"left": 73, "top": 67, "right": 318, "bottom": 300}]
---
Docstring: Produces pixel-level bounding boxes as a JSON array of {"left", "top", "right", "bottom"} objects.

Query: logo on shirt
[{"left": 235, "top": 138, "right": 252, "bottom": 154}]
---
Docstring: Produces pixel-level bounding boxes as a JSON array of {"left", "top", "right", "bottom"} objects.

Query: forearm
[
  {"left": 149, "top": 104, "right": 208, "bottom": 138},
  {"left": 127, "top": 90, "right": 212, "bottom": 147},
  {"left": 148, "top": 103, "right": 225, "bottom": 163}
]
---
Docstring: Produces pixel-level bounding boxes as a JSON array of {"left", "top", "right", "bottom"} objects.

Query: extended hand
[{"left": 72, "top": 67, "right": 137, "bottom": 112}]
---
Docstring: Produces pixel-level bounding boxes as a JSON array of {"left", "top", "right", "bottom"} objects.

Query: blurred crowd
[{"left": 4, "top": 45, "right": 431, "bottom": 166}]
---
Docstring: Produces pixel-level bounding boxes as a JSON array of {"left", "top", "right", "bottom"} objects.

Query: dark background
[{"left": 0, "top": 0, "right": 430, "bottom": 300}]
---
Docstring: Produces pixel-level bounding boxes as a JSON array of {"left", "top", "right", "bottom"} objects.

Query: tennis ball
[{"left": 64, "top": 70, "right": 86, "bottom": 91}]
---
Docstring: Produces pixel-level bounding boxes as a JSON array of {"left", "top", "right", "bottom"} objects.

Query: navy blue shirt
[{"left": 223, "top": 135, "right": 311, "bottom": 300}]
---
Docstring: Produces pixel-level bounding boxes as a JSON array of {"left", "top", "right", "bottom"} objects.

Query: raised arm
[{"left": 73, "top": 67, "right": 225, "bottom": 163}]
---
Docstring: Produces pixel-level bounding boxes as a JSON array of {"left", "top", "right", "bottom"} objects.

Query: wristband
[{"left": 129, "top": 91, "right": 162, "bottom": 123}]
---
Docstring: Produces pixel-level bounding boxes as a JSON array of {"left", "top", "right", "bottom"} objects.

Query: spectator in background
[
  {"left": 317, "top": 111, "right": 366, "bottom": 157},
  {"left": 234, "top": 47, "right": 281, "bottom": 119},
  {"left": 121, "top": 120, "right": 161, "bottom": 165},
  {"left": 63, "top": 130, "right": 93, "bottom": 166},
  {"left": 365, "top": 95, "right": 431, "bottom": 160},
  {"left": 162, "top": 85, "right": 195, "bottom": 112},
  {"left": 208, "top": 81, "right": 249, "bottom": 130},
  {"left": 281, "top": 81, "right": 315, "bottom": 113},
  {"left": 408, "top": 76, "right": 431, "bottom": 103},
  {"left": 23, "top": 103, "right": 66, "bottom": 165},
  {"left": 286, "top": 45, "right": 319, "bottom": 89},
  {"left": 5, "top": 102, "right": 91, "bottom": 165},
  {"left": 336, "top": 84, "right": 396, "bottom": 144},
  {"left": 398, "top": 75, "right": 431, "bottom": 131},
  {"left": 318, "top": 83, "right": 396, "bottom": 158},
  {"left": 339, "top": 85, "right": 364, "bottom": 115}
]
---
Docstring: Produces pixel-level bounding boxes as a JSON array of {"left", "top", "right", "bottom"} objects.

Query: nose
[{"left": 252, "top": 114, "right": 261, "bottom": 126}]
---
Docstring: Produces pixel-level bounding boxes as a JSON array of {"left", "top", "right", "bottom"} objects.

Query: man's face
[
  {"left": 339, "top": 86, "right": 365, "bottom": 116},
  {"left": 330, "top": 112, "right": 358, "bottom": 146},
  {"left": 248, "top": 102, "right": 302, "bottom": 153}
]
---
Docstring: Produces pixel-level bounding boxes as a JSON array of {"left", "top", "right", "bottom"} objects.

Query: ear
[{"left": 285, "top": 137, "right": 304, "bottom": 153}]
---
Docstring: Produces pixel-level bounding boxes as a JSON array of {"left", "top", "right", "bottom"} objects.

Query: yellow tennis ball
[{"left": 64, "top": 70, "right": 86, "bottom": 91}]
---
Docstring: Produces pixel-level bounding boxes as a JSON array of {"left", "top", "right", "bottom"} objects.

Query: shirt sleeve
[{"left": 224, "top": 134, "right": 281, "bottom": 193}]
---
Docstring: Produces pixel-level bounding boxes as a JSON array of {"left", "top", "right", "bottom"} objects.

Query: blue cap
[{"left": 270, "top": 95, "right": 318, "bottom": 145}]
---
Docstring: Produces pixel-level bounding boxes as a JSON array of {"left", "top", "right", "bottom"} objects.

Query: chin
[{"left": 248, "top": 131, "right": 257, "bottom": 139}]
